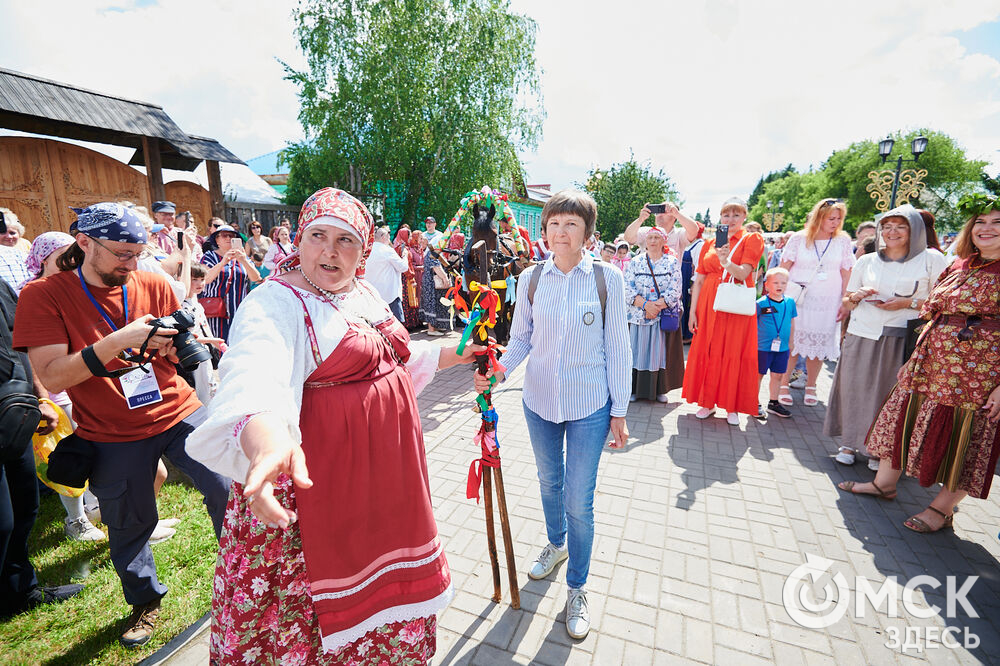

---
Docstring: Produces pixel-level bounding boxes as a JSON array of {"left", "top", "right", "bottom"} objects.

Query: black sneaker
[
  {"left": 1, "top": 584, "right": 85, "bottom": 618},
  {"left": 754, "top": 405, "right": 768, "bottom": 420},
  {"left": 767, "top": 400, "right": 792, "bottom": 418}
]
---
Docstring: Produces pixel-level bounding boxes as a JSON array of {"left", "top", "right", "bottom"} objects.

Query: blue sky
[{"left": 2, "top": 1, "right": 998, "bottom": 215}]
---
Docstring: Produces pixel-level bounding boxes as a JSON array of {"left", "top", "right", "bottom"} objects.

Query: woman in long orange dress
[{"left": 682, "top": 198, "right": 765, "bottom": 425}]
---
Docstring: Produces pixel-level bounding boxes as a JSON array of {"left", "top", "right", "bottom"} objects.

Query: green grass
[{"left": 0, "top": 481, "right": 218, "bottom": 665}]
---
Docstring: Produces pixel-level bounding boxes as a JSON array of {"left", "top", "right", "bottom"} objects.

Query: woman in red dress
[
  {"left": 682, "top": 197, "right": 765, "bottom": 425},
  {"left": 187, "top": 188, "right": 479, "bottom": 664}
]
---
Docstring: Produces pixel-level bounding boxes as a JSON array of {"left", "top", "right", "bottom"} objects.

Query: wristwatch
[{"left": 910, "top": 297, "right": 920, "bottom": 309}]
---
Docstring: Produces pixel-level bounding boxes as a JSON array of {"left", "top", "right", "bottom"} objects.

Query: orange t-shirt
[{"left": 14, "top": 269, "right": 201, "bottom": 442}]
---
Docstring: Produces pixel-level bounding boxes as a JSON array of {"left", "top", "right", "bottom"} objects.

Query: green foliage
[
  {"left": 747, "top": 163, "right": 797, "bottom": 209},
  {"left": 580, "top": 156, "right": 681, "bottom": 240},
  {"left": 281, "top": 0, "right": 545, "bottom": 225},
  {"left": 748, "top": 129, "right": 989, "bottom": 233}
]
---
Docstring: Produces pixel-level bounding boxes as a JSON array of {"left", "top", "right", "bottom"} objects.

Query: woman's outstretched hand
[{"left": 241, "top": 417, "right": 313, "bottom": 529}]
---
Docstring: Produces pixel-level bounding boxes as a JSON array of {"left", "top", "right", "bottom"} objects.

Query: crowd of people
[{"left": 0, "top": 182, "right": 997, "bottom": 662}]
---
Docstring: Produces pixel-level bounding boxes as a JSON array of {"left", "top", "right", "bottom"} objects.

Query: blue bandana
[{"left": 69, "top": 203, "right": 148, "bottom": 244}]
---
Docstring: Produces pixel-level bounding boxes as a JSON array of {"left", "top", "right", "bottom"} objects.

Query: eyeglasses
[
  {"left": 819, "top": 198, "right": 844, "bottom": 207},
  {"left": 90, "top": 236, "right": 149, "bottom": 262},
  {"left": 958, "top": 316, "right": 982, "bottom": 342},
  {"left": 881, "top": 224, "right": 909, "bottom": 233}
]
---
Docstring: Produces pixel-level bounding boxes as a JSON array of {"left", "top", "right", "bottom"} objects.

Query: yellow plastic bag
[{"left": 32, "top": 399, "right": 87, "bottom": 498}]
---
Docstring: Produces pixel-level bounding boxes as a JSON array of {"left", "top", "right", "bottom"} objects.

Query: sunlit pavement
[{"left": 166, "top": 332, "right": 1000, "bottom": 665}]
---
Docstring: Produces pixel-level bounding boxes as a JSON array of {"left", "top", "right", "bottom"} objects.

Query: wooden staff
[{"left": 471, "top": 241, "right": 520, "bottom": 609}]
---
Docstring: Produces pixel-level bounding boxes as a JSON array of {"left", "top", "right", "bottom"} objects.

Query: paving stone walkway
[{"left": 165, "top": 330, "right": 1000, "bottom": 665}]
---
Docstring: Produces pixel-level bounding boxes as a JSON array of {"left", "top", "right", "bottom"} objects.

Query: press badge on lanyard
[
  {"left": 77, "top": 267, "right": 163, "bottom": 409},
  {"left": 119, "top": 367, "right": 163, "bottom": 409}
]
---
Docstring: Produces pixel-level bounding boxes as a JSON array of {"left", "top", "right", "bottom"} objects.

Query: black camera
[{"left": 151, "top": 310, "right": 212, "bottom": 370}]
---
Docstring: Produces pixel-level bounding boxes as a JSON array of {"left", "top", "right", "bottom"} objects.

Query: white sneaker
[
  {"left": 528, "top": 543, "right": 568, "bottom": 580},
  {"left": 566, "top": 588, "right": 591, "bottom": 639},
  {"left": 789, "top": 376, "right": 807, "bottom": 390},
  {"left": 85, "top": 505, "right": 102, "bottom": 525},
  {"left": 867, "top": 458, "right": 880, "bottom": 471},
  {"left": 726, "top": 412, "right": 740, "bottom": 426},
  {"left": 835, "top": 447, "right": 857, "bottom": 466},
  {"left": 158, "top": 518, "right": 181, "bottom": 529},
  {"left": 64, "top": 516, "right": 106, "bottom": 542},
  {"left": 149, "top": 524, "right": 176, "bottom": 545},
  {"left": 656, "top": 393, "right": 670, "bottom": 403},
  {"left": 695, "top": 407, "right": 716, "bottom": 419}
]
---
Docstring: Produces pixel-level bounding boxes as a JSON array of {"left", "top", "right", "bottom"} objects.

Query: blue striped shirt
[{"left": 501, "top": 254, "right": 631, "bottom": 422}]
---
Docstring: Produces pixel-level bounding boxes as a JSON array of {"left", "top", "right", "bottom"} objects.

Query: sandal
[
  {"left": 834, "top": 446, "right": 857, "bottom": 465},
  {"left": 778, "top": 386, "right": 793, "bottom": 406},
  {"left": 904, "top": 506, "right": 954, "bottom": 533},
  {"left": 837, "top": 479, "right": 897, "bottom": 500},
  {"left": 804, "top": 386, "right": 818, "bottom": 406}
]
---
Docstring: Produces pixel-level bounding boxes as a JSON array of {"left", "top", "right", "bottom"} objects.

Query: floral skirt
[
  {"left": 210, "top": 477, "right": 437, "bottom": 665},
  {"left": 866, "top": 385, "right": 1000, "bottom": 499}
]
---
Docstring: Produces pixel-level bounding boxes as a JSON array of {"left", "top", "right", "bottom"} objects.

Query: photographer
[{"left": 13, "top": 203, "right": 230, "bottom": 648}]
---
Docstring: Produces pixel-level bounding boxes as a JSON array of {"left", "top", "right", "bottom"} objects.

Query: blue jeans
[
  {"left": 523, "top": 399, "right": 611, "bottom": 589},
  {"left": 388, "top": 297, "right": 405, "bottom": 324}
]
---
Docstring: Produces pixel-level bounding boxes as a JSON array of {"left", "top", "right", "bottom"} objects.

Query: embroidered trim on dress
[
  {"left": 318, "top": 585, "right": 454, "bottom": 654},
  {"left": 311, "top": 540, "right": 446, "bottom": 600}
]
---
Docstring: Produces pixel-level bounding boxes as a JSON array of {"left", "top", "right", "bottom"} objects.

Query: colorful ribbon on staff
[{"left": 467, "top": 408, "right": 500, "bottom": 502}]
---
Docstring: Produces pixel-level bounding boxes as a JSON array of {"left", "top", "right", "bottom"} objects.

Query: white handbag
[{"left": 712, "top": 234, "right": 757, "bottom": 316}]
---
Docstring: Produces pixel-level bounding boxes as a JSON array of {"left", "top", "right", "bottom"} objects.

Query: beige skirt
[{"left": 823, "top": 332, "right": 906, "bottom": 453}]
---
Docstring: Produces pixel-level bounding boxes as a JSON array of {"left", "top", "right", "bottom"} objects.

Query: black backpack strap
[
  {"left": 593, "top": 260, "right": 607, "bottom": 326},
  {"left": 526, "top": 264, "right": 543, "bottom": 307}
]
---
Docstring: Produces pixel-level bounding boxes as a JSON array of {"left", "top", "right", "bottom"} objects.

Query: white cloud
[{"left": 1, "top": 0, "right": 998, "bottom": 219}]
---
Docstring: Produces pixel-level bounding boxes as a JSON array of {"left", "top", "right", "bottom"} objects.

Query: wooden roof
[{"left": 0, "top": 68, "right": 243, "bottom": 169}]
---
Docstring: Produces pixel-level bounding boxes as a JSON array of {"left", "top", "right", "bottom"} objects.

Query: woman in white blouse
[
  {"left": 824, "top": 204, "right": 947, "bottom": 469},
  {"left": 186, "top": 188, "right": 477, "bottom": 664},
  {"left": 474, "top": 189, "right": 631, "bottom": 641}
]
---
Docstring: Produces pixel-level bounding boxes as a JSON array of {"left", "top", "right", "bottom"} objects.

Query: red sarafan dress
[
  {"left": 210, "top": 282, "right": 450, "bottom": 665},
  {"left": 682, "top": 230, "right": 765, "bottom": 415}
]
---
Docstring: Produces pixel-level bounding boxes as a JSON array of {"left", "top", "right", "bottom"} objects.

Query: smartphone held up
[
  {"left": 715, "top": 225, "right": 729, "bottom": 248},
  {"left": 646, "top": 203, "right": 667, "bottom": 215}
]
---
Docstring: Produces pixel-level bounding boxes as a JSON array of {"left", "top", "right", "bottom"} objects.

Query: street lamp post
[
  {"left": 761, "top": 199, "right": 785, "bottom": 232},
  {"left": 866, "top": 135, "right": 929, "bottom": 212}
]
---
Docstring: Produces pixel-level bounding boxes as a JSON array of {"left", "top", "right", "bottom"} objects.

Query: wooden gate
[
  {"left": 164, "top": 180, "right": 211, "bottom": 236},
  {"left": 0, "top": 137, "right": 150, "bottom": 240}
]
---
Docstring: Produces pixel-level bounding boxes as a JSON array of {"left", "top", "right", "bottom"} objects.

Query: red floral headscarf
[{"left": 278, "top": 188, "right": 374, "bottom": 277}]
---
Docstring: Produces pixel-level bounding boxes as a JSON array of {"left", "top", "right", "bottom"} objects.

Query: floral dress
[
  {"left": 866, "top": 257, "right": 1000, "bottom": 498},
  {"left": 782, "top": 232, "right": 855, "bottom": 360}
]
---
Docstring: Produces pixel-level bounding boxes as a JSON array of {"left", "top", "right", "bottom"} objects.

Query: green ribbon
[{"left": 456, "top": 309, "right": 481, "bottom": 355}]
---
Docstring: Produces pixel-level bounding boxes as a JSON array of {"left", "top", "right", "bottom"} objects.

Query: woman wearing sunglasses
[
  {"left": 839, "top": 196, "right": 1000, "bottom": 533},
  {"left": 826, "top": 205, "right": 947, "bottom": 469},
  {"left": 778, "top": 198, "right": 856, "bottom": 407}
]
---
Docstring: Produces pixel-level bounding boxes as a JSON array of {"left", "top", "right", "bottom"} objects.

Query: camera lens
[{"left": 172, "top": 331, "right": 212, "bottom": 370}]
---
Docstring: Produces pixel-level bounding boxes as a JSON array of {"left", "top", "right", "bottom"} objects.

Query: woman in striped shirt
[
  {"left": 474, "top": 189, "right": 631, "bottom": 640},
  {"left": 200, "top": 225, "right": 260, "bottom": 342}
]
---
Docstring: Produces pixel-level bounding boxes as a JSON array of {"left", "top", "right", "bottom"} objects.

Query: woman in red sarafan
[
  {"left": 187, "top": 188, "right": 480, "bottom": 664},
  {"left": 840, "top": 202, "right": 1000, "bottom": 533}
]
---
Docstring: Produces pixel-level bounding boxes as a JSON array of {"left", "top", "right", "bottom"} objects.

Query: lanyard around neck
[
  {"left": 814, "top": 237, "right": 833, "bottom": 266},
  {"left": 77, "top": 266, "right": 127, "bottom": 332},
  {"left": 765, "top": 296, "right": 787, "bottom": 336}
]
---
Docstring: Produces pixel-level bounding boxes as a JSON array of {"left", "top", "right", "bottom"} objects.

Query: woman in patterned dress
[
  {"left": 187, "top": 188, "right": 480, "bottom": 664},
  {"left": 421, "top": 233, "right": 464, "bottom": 335},
  {"left": 623, "top": 226, "right": 684, "bottom": 401},
  {"left": 839, "top": 202, "right": 1000, "bottom": 533},
  {"left": 778, "top": 198, "right": 856, "bottom": 406},
  {"left": 401, "top": 230, "right": 424, "bottom": 329},
  {"left": 200, "top": 224, "right": 260, "bottom": 342}
]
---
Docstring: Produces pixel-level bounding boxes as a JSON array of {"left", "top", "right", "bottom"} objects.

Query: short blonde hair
[
  {"left": 764, "top": 267, "right": 789, "bottom": 280},
  {"left": 743, "top": 221, "right": 763, "bottom": 234},
  {"left": 542, "top": 189, "right": 598, "bottom": 238}
]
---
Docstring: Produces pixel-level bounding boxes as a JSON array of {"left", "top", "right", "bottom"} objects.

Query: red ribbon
[{"left": 466, "top": 424, "right": 500, "bottom": 502}]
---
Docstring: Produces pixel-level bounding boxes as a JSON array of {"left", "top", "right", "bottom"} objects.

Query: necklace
[
  {"left": 298, "top": 267, "right": 354, "bottom": 304},
  {"left": 297, "top": 269, "right": 402, "bottom": 364}
]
